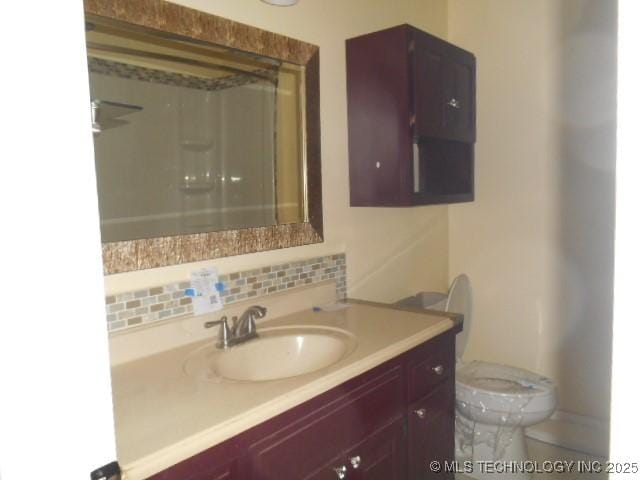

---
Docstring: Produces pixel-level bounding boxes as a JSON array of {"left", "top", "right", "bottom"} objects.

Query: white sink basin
[{"left": 184, "top": 326, "right": 357, "bottom": 382}]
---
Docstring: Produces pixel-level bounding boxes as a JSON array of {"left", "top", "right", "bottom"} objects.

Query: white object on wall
[{"left": 189, "top": 268, "right": 224, "bottom": 315}]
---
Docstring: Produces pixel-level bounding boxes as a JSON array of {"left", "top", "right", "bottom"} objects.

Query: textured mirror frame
[{"left": 84, "top": 0, "right": 322, "bottom": 274}]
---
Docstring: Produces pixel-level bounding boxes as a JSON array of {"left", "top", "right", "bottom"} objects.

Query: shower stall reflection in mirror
[{"left": 83, "top": 0, "right": 322, "bottom": 274}]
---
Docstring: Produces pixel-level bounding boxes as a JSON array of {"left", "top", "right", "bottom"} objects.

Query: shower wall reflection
[{"left": 86, "top": 18, "right": 306, "bottom": 243}]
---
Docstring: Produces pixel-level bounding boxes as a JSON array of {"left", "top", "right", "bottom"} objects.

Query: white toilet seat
[
  {"left": 456, "top": 360, "right": 556, "bottom": 421},
  {"left": 458, "top": 361, "right": 554, "bottom": 396}
]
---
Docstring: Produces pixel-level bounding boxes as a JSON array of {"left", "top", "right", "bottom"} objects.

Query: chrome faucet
[
  {"left": 205, "top": 305, "right": 267, "bottom": 349},
  {"left": 234, "top": 305, "right": 267, "bottom": 339}
]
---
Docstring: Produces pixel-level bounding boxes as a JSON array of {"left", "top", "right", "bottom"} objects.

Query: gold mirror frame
[{"left": 84, "top": 0, "right": 322, "bottom": 274}]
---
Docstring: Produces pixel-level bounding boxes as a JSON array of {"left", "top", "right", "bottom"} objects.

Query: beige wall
[
  {"left": 448, "top": 0, "right": 616, "bottom": 421},
  {"left": 104, "top": 0, "right": 451, "bottom": 301}
]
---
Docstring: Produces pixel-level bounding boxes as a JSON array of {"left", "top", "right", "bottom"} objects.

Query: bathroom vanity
[{"left": 108, "top": 298, "right": 461, "bottom": 480}]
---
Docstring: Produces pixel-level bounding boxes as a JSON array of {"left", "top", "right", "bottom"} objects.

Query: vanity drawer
[
  {"left": 408, "top": 379, "right": 455, "bottom": 480},
  {"left": 407, "top": 331, "right": 455, "bottom": 403}
]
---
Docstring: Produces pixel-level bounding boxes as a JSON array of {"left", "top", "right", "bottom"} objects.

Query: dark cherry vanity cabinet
[
  {"left": 346, "top": 25, "right": 476, "bottom": 206},
  {"left": 147, "top": 328, "right": 459, "bottom": 480}
]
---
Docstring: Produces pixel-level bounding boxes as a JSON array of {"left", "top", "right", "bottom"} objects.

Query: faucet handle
[
  {"left": 204, "top": 316, "right": 232, "bottom": 349},
  {"left": 204, "top": 315, "right": 227, "bottom": 329}
]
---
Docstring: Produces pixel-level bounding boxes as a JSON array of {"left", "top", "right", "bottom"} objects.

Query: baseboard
[{"left": 525, "top": 410, "right": 609, "bottom": 458}]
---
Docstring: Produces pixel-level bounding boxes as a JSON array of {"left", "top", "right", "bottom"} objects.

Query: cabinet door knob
[
  {"left": 334, "top": 465, "right": 348, "bottom": 479},
  {"left": 432, "top": 364, "right": 444, "bottom": 375},
  {"left": 414, "top": 408, "right": 427, "bottom": 419},
  {"left": 447, "top": 98, "right": 461, "bottom": 109},
  {"left": 350, "top": 455, "right": 362, "bottom": 469}
]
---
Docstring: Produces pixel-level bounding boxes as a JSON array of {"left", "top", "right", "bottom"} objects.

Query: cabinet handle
[
  {"left": 334, "top": 465, "right": 348, "bottom": 479},
  {"left": 350, "top": 455, "right": 362, "bottom": 469},
  {"left": 414, "top": 408, "right": 427, "bottom": 419},
  {"left": 432, "top": 364, "right": 444, "bottom": 375},
  {"left": 447, "top": 98, "right": 461, "bottom": 109}
]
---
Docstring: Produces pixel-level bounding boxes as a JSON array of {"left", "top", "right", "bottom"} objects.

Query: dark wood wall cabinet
[
  {"left": 346, "top": 25, "right": 476, "bottom": 206},
  {"left": 147, "top": 329, "right": 458, "bottom": 480}
]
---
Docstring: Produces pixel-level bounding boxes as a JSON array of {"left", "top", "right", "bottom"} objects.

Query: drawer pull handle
[
  {"left": 350, "top": 455, "right": 362, "bottom": 469},
  {"left": 432, "top": 364, "right": 444, "bottom": 375},
  {"left": 414, "top": 408, "right": 427, "bottom": 419},
  {"left": 334, "top": 465, "right": 348, "bottom": 479}
]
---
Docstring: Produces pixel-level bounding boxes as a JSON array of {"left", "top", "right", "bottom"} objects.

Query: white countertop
[{"left": 111, "top": 300, "right": 457, "bottom": 480}]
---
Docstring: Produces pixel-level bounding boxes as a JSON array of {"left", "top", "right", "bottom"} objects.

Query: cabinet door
[
  {"left": 412, "top": 29, "right": 475, "bottom": 143},
  {"left": 344, "top": 416, "right": 407, "bottom": 480},
  {"left": 408, "top": 379, "right": 455, "bottom": 480},
  {"left": 248, "top": 406, "right": 350, "bottom": 480},
  {"left": 442, "top": 59, "right": 475, "bottom": 142},
  {"left": 248, "top": 366, "right": 404, "bottom": 480},
  {"left": 148, "top": 457, "right": 243, "bottom": 480},
  {"left": 146, "top": 440, "right": 245, "bottom": 480},
  {"left": 195, "top": 462, "right": 241, "bottom": 480},
  {"left": 346, "top": 25, "right": 414, "bottom": 206},
  {"left": 412, "top": 41, "right": 446, "bottom": 140},
  {"left": 302, "top": 454, "right": 350, "bottom": 480}
]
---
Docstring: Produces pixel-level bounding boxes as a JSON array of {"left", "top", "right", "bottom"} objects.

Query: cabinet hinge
[
  {"left": 409, "top": 39, "right": 415, "bottom": 52},
  {"left": 410, "top": 114, "right": 416, "bottom": 127}
]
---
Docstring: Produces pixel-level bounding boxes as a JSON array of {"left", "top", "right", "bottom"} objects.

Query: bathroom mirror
[{"left": 84, "top": 0, "right": 322, "bottom": 274}]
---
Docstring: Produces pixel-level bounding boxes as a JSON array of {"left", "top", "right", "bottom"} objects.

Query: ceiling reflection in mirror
[{"left": 86, "top": 16, "right": 307, "bottom": 243}]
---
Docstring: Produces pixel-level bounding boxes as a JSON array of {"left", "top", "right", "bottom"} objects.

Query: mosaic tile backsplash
[{"left": 106, "top": 253, "right": 346, "bottom": 332}]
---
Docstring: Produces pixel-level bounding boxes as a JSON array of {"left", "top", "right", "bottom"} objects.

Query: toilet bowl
[{"left": 410, "top": 275, "right": 557, "bottom": 480}]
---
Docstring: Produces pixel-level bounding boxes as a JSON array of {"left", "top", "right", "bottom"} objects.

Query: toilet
[
  {"left": 399, "top": 276, "right": 557, "bottom": 480},
  {"left": 448, "top": 275, "right": 557, "bottom": 479}
]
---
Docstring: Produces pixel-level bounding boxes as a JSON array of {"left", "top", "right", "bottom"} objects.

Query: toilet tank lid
[{"left": 446, "top": 274, "right": 472, "bottom": 360}]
